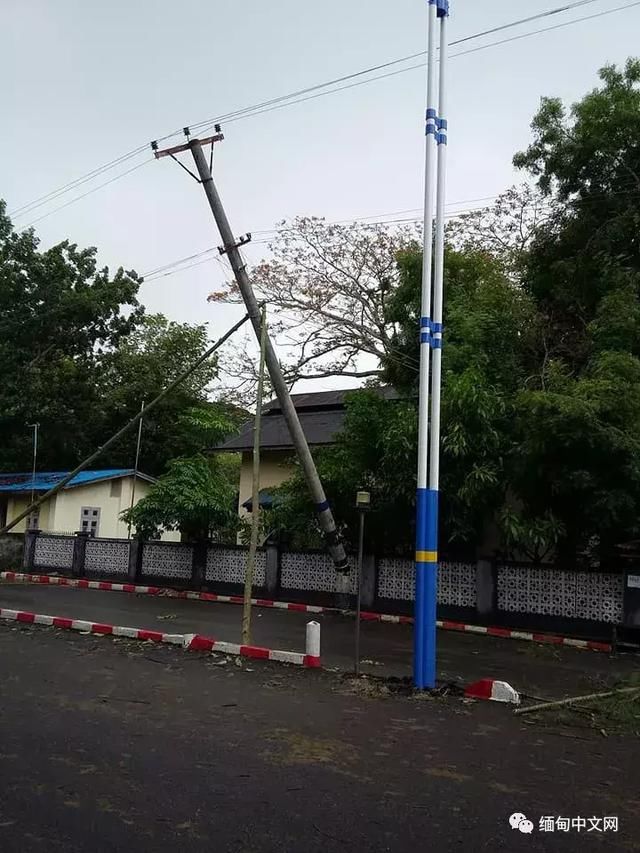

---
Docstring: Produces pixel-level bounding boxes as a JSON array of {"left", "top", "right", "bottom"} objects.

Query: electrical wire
[
  {"left": 8, "top": 145, "right": 149, "bottom": 219},
  {"left": 140, "top": 201, "right": 495, "bottom": 282},
  {"left": 9, "top": 0, "right": 630, "bottom": 222},
  {"left": 21, "top": 159, "right": 152, "bottom": 229},
  {"left": 187, "top": 0, "right": 608, "bottom": 136},
  {"left": 141, "top": 180, "right": 640, "bottom": 283},
  {"left": 197, "top": 0, "right": 640, "bottom": 137}
]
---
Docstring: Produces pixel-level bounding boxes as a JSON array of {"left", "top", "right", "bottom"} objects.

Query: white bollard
[{"left": 305, "top": 620, "right": 321, "bottom": 668}]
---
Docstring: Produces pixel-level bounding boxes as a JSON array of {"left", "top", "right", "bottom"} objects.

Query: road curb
[
  {"left": 0, "top": 571, "right": 612, "bottom": 653},
  {"left": 0, "top": 605, "right": 319, "bottom": 667}
]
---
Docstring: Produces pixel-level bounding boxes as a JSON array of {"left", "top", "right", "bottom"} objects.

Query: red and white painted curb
[
  {"left": 0, "top": 605, "right": 321, "bottom": 668},
  {"left": 184, "top": 624, "right": 321, "bottom": 668},
  {"left": 464, "top": 678, "right": 520, "bottom": 705},
  {"left": 0, "top": 571, "right": 612, "bottom": 653}
]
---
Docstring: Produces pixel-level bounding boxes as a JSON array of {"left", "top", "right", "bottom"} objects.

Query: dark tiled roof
[
  {"left": 213, "top": 386, "right": 399, "bottom": 453},
  {"left": 262, "top": 386, "right": 399, "bottom": 414}
]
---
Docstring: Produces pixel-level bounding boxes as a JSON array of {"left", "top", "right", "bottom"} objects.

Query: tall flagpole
[
  {"left": 414, "top": 0, "right": 439, "bottom": 690},
  {"left": 425, "top": 0, "right": 450, "bottom": 689}
]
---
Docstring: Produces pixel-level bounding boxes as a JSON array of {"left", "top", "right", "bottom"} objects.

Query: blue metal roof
[{"left": 0, "top": 470, "right": 154, "bottom": 493}]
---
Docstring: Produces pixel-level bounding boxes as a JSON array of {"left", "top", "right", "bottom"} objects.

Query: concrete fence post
[
  {"left": 476, "top": 558, "right": 496, "bottom": 619},
  {"left": 128, "top": 539, "right": 142, "bottom": 582},
  {"left": 192, "top": 541, "right": 208, "bottom": 587},
  {"left": 23, "top": 528, "right": 40, "bottom": 570},
  {"left": 622, "top": 569, "right": 640, "bottom": 629},
  {"left": 265, "top": 544, "right": 279, "bottom": 597},
  {"left": 72, "top": 531, "right": 89, "bottom": 578},
  {"left": 360, "top": 553, "right": 376, "bottom": 610}
]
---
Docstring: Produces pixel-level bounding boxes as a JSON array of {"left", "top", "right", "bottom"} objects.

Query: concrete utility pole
[
  {"left": 242, "top": 304, "right": 267, "bottom": 645},
  {"left": 152, "top": 131, "right": 348, "bottom": 571}
]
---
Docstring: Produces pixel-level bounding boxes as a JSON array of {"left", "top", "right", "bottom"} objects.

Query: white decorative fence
[
  {"left": 33, "top": 534, "right": 74, "bottom": 570},
  {"left": 85, "top": 539, "right": 129, "bottom": 576},
  {"left": 141, "top": 543, "right": 193, "bottom": 580},
  {"left": 23, "top": 531, "right": 630, "bottom": 628},
  {"left": 497, "top": 565, "right": 624, "bottom": 624},
  {"left": 206, "top": 547, "right": 266, "bottom": 585},
  {"left": 280, "top": 551, "right": 357, "bottom": 593},
  {"left": 377, "top": 557, "right": 477, "bottom": 607}
]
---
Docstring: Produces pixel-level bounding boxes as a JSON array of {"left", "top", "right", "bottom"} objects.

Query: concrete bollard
[{"left": 305, "top": 620, "right": 321, "bottom": 668}]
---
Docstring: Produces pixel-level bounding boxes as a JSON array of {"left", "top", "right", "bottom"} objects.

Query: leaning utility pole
[
  {"left": 242, "top": 304, "right": 267, "bottom": 645},
  {"left": 152, "top": 131, "right": 348, "bottom": 571}
]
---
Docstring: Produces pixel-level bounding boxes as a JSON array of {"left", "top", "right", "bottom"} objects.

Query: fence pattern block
[
  {"left": 33, "top": 535, "right": 74, "bottom": 571},
  {"left": 280, "top": 551, "right": 357, "bottom": 593},
  {"left": 377, "top": 557, "right": 477, "bottom": 607},
  {"left": 206, "top": 547, "right": 266, "bottom": 585},
  {"left": 85, "top": 539, "right": 129, "bottom": 576},
  {"left": 141, "top": 543, "right": 193, "bottom": 580},
  {"left": 497, "top": 565, "right": 623, "bottom": 624}
]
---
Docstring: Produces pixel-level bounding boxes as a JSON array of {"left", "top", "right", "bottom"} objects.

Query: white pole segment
[
  {"left": 417, "top": 0, "right": 438, "bottom": 491},
  {"left": 429, "top": 12, "right": 448, "bottom": 492}
]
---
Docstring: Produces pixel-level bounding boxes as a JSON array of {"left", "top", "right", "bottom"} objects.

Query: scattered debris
[{"left": 515, "top": 686, "right": 640, "bottom": 716}]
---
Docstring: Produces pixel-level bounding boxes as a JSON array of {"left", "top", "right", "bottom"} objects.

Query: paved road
[
  {"left": 0, "top": 582, "right": 637, "bottom": 697},
  {"left": 0, "top": 625, "right": 638, "bottom": 852}
]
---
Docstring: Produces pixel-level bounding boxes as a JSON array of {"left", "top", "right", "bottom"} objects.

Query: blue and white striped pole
[
  {"left": 415, "top": 0, "right": 450, "bottom": 690},
  {"left": 414, "top": 0, "right": 438, "bottom": 691}
]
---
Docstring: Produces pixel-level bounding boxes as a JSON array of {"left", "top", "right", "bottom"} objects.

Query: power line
[
  {"left": 9, "top": 0, "right": 628, "bottom": 222},
  {"left": 140, "top": 199, "right": 499, "bottom": 282},
  {"left": 141, "top": 180, "right": 640, "bottom": 283},
  {"left": 187, "top": 0, "right": 607, "bottom": 136},
  {"left": 21, "top": 159, "right": 151, "bottom": 229},
  {"left": 197, "top": 0, "right": 640, "bottom": 136},
  {"left": 8, "top": 145, "right": 149, "bottom": 219}
]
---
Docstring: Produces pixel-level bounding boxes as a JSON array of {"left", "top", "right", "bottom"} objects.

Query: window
[
  {"left": 80, "top": 506, "right": 100, "bottom": 537},
  {"left": 110, "top": 479, "right": 122, "bottom": 498}
]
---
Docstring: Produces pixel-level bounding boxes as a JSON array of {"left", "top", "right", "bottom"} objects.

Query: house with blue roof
[{"left": 0, "top": 469, "right": 174, "bottom": 540}]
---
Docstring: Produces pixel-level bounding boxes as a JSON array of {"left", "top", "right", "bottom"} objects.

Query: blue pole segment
[
  {"left": 422, "top": 489, "right": 439, "bottom": 687},
  {"left": 414, "top": 487, "right": 429, "bottom": 689}
]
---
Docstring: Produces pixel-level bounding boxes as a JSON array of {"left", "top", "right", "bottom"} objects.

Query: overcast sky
[{"left": 3, "top": 0, "right": 640, "bottom": 392}]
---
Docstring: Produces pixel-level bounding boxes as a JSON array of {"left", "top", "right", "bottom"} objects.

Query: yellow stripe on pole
[{"left": 415, "top": 550, "right": 438, "bottom": 563}]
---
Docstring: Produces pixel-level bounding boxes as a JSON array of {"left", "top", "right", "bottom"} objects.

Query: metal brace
[{"left": 218, "top": 233, "right": 252, "bottom": 255}]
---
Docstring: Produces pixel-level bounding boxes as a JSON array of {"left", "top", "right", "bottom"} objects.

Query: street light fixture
[{"left": 354, "top": 490, "right": 371, "bottom": 676}]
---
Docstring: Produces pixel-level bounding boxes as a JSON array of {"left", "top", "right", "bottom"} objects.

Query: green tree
[
  {"left": 97, "top": 314, "right": 241, "bottom": 476},
  {"left": 0, "top": 201, "right": 142, "bottom": 470},
  {"left": 122, "top": 409, "right": 241, "bottom": 542},
  {"left": 511, "top": 60, "right": 640, "bottom": 563}
]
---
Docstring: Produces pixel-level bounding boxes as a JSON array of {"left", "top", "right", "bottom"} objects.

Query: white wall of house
[
  {"left": 7, "top": 494, "right": 54, "bottom": 533},
  {"left": 237, "top": 450, "right": 296, "bottom": 521},
  {"left": 7, "top": 476, "right": 180, "bottom": 541}
]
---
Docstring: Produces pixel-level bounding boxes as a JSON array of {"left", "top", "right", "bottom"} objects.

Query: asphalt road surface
[
  {"left": 0, "top": 625, "right": 638, "bottom": 852},
  {"left": 0, "top": 582, "right": 637, "bottom": 697}
]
